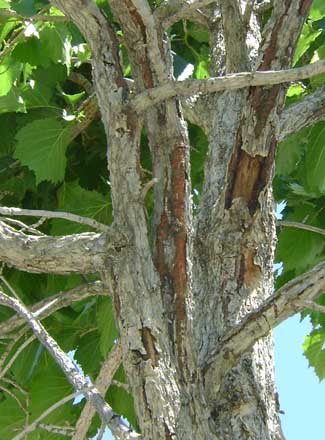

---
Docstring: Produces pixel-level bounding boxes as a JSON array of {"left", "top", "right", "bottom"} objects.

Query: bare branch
[
  {"left": 279, "top": 86, "right": 325, "bottom": 141},
  {"left": 155, "top": 0, "right": 217, "bottom": 28},
  {"left": 278, "top": 220, "right": 325, "bottom": 236},
  {"left": 204, "top": 262, "right": 325, "bottom": 389},
  {"left": 12, "top": 393, "right": 77, "bottom": 440},
  {"left": 0, "top": 281, "right": 109, "bottom": 338},
  {"left": 73, "top": 343, "right": 123, "bottom": 440},
  {"left": 0, "top": 221, "right": 123, "bottom": 275},
  {"left": 0, "top": 8, "right": 68, "bottom": 22},
  {"left": 1, "top": 336, "right": 36, "bottom": 380},
  {"left": 0, "top": 206, "right": 110, "bottom": 233},
  {"left": 132, "top": 60, "right": 325, "bottom": 112},
  {"left": 0, "top": 291, "right": 136, "bottom": 440},
  {"left": 293, "top": 300, "right": 325, "bottom": 314},
  {"left": 37, "top": 423, "right": 75, "bottom": 436},
  {"left": 255, "top": 0, "right": 273, "bottom": 14}
]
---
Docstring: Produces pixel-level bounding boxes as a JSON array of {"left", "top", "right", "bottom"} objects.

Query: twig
[
  {"left": 293, "top": 300, "right": 325, "bottom": 314},
  {"left": 255, "top": 0, "right": 273, "bottom": 14},
  {"left": 141, "top": 178, "right": 159, "bottom": 199},
  {"left": 0, "top": 385, "right": 28, "bottom": 415},
  {"left": 0, "top": 290, "right": 135, "bottom": 439},
  {"left": 0, "top": 273, "right": 20, "bottom": 299},
  {"left": 0, "top": 335, "right": 36, "bottom": 378},
  {"left": 12, "top": 393, "right": 77, "bottom": 440},
  {"left": 155, "top": 0, "right": 217, "bottom": 28},
  {"left": 0, "top": 220, "right": 112, "bottom": 274},
  {"left": 0, "top": 9, "right": 68, "bottom": 22},
  {"left": 38, "top": 423, "right": 75, "bottom": 436},
  {"left": 73, "top": 342, "right": 123, "bottom": 440},
  {"left": 111, "top": 380, "right": 132, "bottom": 393},
  {"left": 131, "top": 59, "right": 325, "bottom": 112},
  {"left": 0, "top": 326, "right": 31, "bottom": 371},
  {"left": 0, "top": 281, "right": 109, "bottom": 338},
  {"left": 97, "top": 423, "right": 106, "bottom": 440},
  {"left": 279, "top": 85, "right": 325, "bottom": 141},
  {"left": 1, "top": 217, "right": 45, "bottom": 236},
  {"left": 278, "top": 220, "right": 325, "bottom": 236},
  {"left": 0, "top": 206, "right": 110, "bottom": 233}
]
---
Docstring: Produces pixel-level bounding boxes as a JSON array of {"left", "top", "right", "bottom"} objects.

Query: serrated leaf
[
  {"left": 97, "top": 297, "right": 119, "bottom": 357},
  {"left": 276, "top": 128, "right": 309, "bottom": 176},
  {"left": 305, "top": 123, "right": 325, "bottom": 194},
  {"left": 51, "top": 181, "right": 112, "bottom": 234},
  {"left": 303, "top": 328, "right": 325, "bottom": 380},
  {"left": 276, "top": 228, "right": 324, "bottom": 274},
  {"left": 14, "top": 117, "right": 71, "bottom": 183}
]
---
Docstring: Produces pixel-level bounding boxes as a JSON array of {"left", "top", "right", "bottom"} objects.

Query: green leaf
[
  {"left": 195, "top": 59, "right": 209, "bottom": 79},
  {"left": 75, "top": 330, "right": 102, "bottom": 377},
  {"left": 303, "top": 328, "right": 325, "bottom": 380},
  {"left": 97, "top": 297, "right": 119, "bottom": 357},
  {"left": 0, "top": 0, "right": 10, "bottom": 8},
  {"left": 0, "top": 56, "right": 21, "bottom": 96},
  {"left": 0, "top": 86, "right": 25, "bottom": 114},
  {"left": 11, "top": 0, "right": 36, "bottom": 17},
  {"left": 293, "top": 23, "right": 321, "bottom": 65},
  {"left": 309, "top": 0, "right": 325, "bottom": 20},
  {"left": 276, "top": 228, "right": 324, "bottom": 274},
  {"left": 107, "top": 365, "right": 138, "bottom": 429},
  {"left": 305, "top": 123, "right": 325, "bottom": 194},
  {"left": 0, "top": 394, "right": 26, "bottom": 440},
  {"left": 40, "top": 23, "right": 71, "bottom": 66},
  {"left": 14, "top": 117, "right": 71, "bottom": 183},
  {"left": 276, "top": 128, "right": 309, "bottom": 176},
  {"left": 51, "top": 181, "right": 112, "bottom": 234},
  {"left": 12, "top": 36, "right": 49, "bottom": 66}
]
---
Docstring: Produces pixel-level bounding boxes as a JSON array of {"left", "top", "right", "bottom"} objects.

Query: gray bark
[{"left": 3, "top": 0, "right": 320, "bottom": 439}]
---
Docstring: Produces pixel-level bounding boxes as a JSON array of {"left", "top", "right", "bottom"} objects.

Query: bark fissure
[{"left": 4, "top": 1, "right": 320, "bottom": 439}]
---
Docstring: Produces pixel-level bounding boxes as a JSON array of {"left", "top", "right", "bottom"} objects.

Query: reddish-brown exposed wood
[{"left": 141, "top": 327, "right": 160, "bottom": 367}]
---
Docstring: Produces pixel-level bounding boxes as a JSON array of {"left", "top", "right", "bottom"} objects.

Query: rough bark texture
[{"left": 7, "top": 0, "right": 318, "bottom": 438}]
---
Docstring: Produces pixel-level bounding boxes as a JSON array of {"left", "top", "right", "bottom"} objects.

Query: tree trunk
[
  {"left": 50, "top": 1, "right": 311, "bottom": 438},
  {"left": 3, "top": 1, "right": 325, "bottom": 439}
]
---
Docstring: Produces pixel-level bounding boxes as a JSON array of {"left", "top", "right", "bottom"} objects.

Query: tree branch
[
  {"left": 0, "top": 221, "right": 124, "bottom": 275},
  {"left": 12, "top": 393, "right": 77, "bottom": 440},
  {"left": 219, "top": 0, "right": 249, "bottom": 72},
  {"left": 73, "top": 343, "right": 123, "bottom": 440},
  {"left": 131, "top": 60, "right": 325, "bottom": 112},
  {"left": 204, "top": 262, "right": 325, "bottom": 389},
  {"left": 279, "top": 86, "right": 325, "bottom": 141},
  {"left": 0, "top": 281, "right": 109, "bottom": 338},
  {"left": 0, "top": 206, "right": 110, "bottom": 233},
  {"left": 154, "top": 0, "right": 217, "bottom": 28},
  {"left": 0, "top": 8, "right": 68, "bottom": 22},
  {"left": 0, "top": 291, "right": 136, "bottom": 440},
  {"left": 278, "top": 220, "right": 325, "bottom": 236}
]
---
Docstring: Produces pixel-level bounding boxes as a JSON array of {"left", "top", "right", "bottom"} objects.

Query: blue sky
[{"left": 275, "top": 315, "right": 325, "bottom": 439}]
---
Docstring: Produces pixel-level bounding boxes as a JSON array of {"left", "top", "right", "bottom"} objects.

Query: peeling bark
[{"left": 3, "top": 1, "right": 319, "bottom": 439}]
